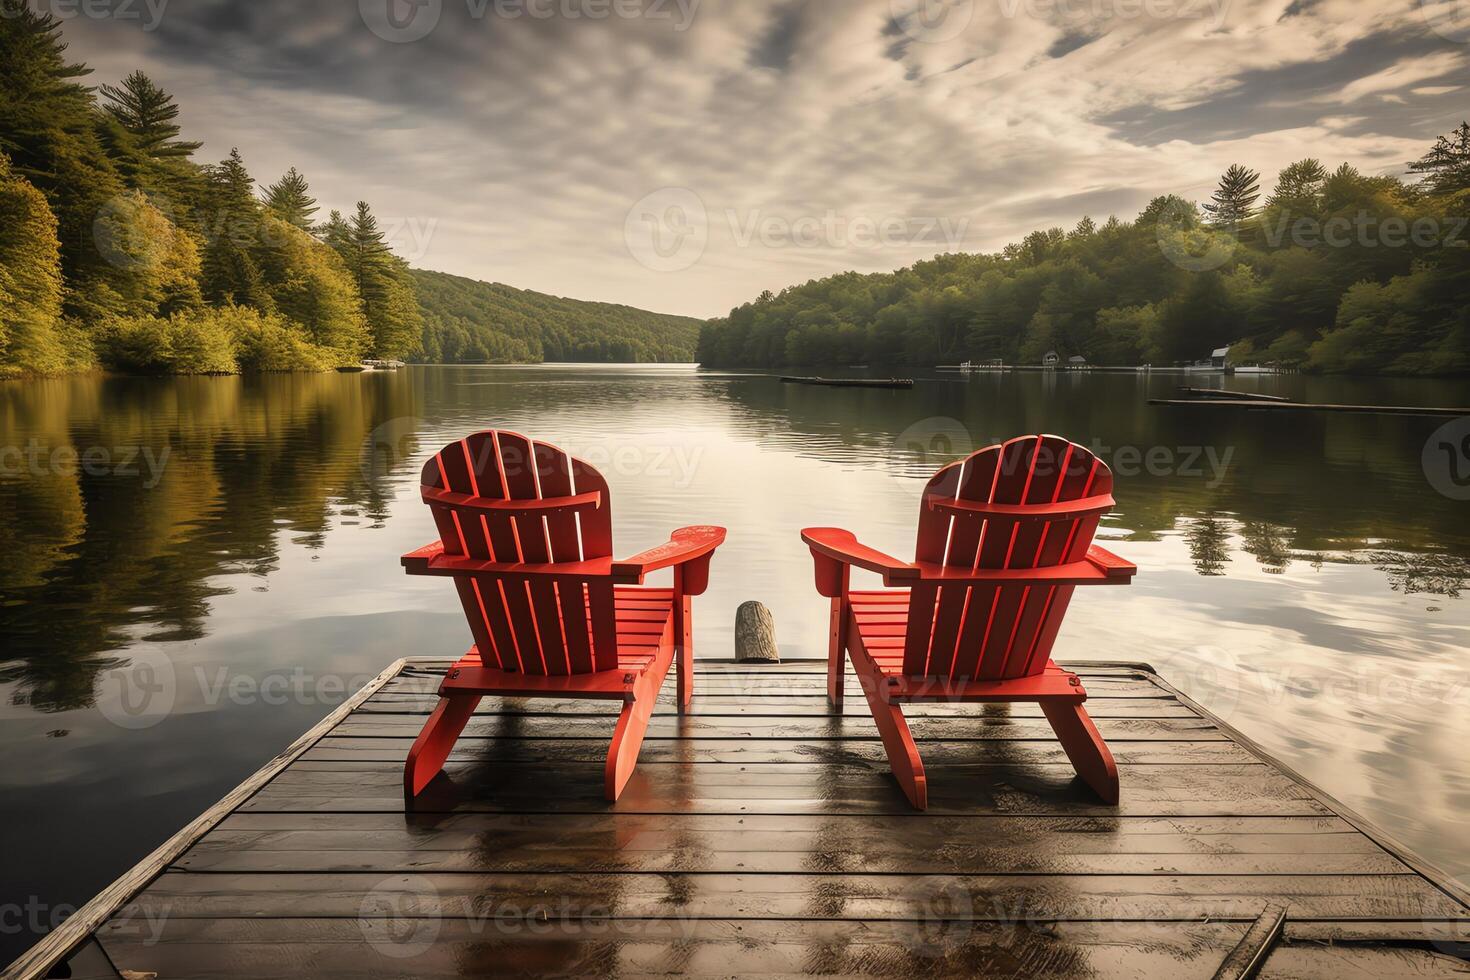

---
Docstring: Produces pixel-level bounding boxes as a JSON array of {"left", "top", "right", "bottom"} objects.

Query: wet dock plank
[{"left": 9, "top": 660, "right": 1470, "bottom": 979}]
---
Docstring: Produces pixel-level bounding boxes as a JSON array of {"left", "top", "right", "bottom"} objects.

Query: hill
[
  {"left": 699, "top": 129, "right": 1470, "bottom": 375},
  {"left": 413, "top": 269, "right": 701, "bottom": 364}
]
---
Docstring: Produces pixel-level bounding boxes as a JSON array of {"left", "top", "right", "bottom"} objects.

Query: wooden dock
[{"left": 9, "top": 660, "right": 1470, "bottom": 978}]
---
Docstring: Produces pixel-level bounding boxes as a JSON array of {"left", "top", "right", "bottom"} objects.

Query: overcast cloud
[{"left": 50, "top": 0, "right": 1470, "bottom": 317}]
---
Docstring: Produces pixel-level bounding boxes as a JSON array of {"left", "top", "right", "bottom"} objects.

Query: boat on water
[
  {"left": 780, "top": 376, "right": 915, "bottom": 389},
  {"left": 337, "top": 360, "right": 408, "bottom": 374}
]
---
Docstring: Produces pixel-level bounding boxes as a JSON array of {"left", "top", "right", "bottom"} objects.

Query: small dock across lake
[{"left": 8, "top": 660, "right": 1470, "bottom": 978}]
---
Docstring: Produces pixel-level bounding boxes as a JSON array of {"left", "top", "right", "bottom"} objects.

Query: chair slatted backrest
[
  {"left": 904, "top": 434, "right": 1114, "bottom": 681},
  {"left": 421, "top": 430, "right": 619, "bottom": 675}
]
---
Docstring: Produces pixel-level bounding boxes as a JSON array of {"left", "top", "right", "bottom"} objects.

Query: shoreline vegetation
[
  {"left": 0, "top": 4, "right": 698, "bottom": 380},
  {"left": 698, "top": 129, "right": 1470, "bottom": 377}
]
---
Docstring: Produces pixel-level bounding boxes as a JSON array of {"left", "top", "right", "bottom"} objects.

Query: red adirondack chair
[
  {"left": 801, "top": 434, "right": 1136, "bottom": 809},
  {"left": 401, "top": 430, "right": 726, "bottom": 801}
]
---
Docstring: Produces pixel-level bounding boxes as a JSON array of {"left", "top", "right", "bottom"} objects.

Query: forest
[
  {"left": 413, "top": 269, "right": 700, "bottom": 365},
  {"left": 0, "top": 4, "right": 696, "bottom": 378},
  {"left": 698, "top": 126, "right": 1470, "bottom": 375}
]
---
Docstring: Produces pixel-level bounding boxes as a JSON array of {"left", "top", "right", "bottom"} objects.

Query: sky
[{"left": 53, "top": 0, "right": 1470, "bottom": 318}]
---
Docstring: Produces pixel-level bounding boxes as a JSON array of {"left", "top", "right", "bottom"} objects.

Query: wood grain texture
[{"left": 11, "top": 661, "right": 1470, "bottom": 980}]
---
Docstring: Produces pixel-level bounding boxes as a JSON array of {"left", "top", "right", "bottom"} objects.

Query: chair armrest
[
  {"left": 800, "top": 529, "right": 1135, "bottom": 596},
  {"left": 402, "top": 541, "right": 615, "bottom": 582},
  {"left": 801, "top": 527, "right": 920, "bottom": 596},
  {"left": 1085, "top": 544, "right": 1137, "bottom": 581},
  {"left": 612, "top": 526, "right": 727, "bottom": 594},
  {"left": 402, "top": 541, "right": 447, "bottom": 575}
]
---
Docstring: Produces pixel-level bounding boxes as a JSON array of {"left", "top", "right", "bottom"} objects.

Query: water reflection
[
  {"left": 0, "top": 372, "right": 419, "bottom": 712},
  {"left": 0, "top": 364, "right": 1467, "bottom": 965}
]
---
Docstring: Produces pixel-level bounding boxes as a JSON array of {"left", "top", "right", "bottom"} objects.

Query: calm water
[{"left": 2, "top": 364, "right": 1468, "bottom": 960}]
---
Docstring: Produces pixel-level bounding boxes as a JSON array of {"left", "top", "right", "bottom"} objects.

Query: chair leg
[
  {"left": 675, "top": 591, "right": 694, "bottom": 714},
  {"left": 404, "top": 693, "right": 482, "bottom": 798},
  {"left": 1042, "top": 700, "right": 1120, "bottom": 804},
  {"left": 606, "top": 640, "right": 675, "bottom": 801},
  {"left": 827, "top": 597, "right": 848, "bottom": 711},
  {"left": 852, "top": 650, "right": 927, "bottom": 810},
  {"left": 605, "top": 691, "right": 657, "bottom": 802}
]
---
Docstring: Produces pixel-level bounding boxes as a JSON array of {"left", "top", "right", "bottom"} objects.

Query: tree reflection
[{"left": 0, "top": 372, "right": 419, "bottom": 711}]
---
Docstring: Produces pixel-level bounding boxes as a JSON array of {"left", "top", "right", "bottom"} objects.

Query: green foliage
[
  {"left": 95, "top": 310, "right": 238, "bottom": 375},
  {"left": 254, "top": 214, "right": 369, "bottom": 355},
  {"left": 95, "top": 306, "right": 348, "bottom": 375},
  {"left": 0, "top": 151, "right": 67, "bottom": 375},
  {"left": 90, "top": 189, "right": 203, "bottom": 318},
  {"left": 700, "top": 124, "right": 1470, "bottom": 376},
  {"left": 1409, "top": 122, "right": 1470, "bottom": 196},
  {"left": 326, "top": 202, "right": 422, "bottom": 360},
  {"left": 412, "top": 269, "right": 702, "bottom": 363},
  {"left": 228, "top": 307, "right": 350, "bottom": 373}
]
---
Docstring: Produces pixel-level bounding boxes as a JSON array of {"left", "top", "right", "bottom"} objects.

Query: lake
[{"left": 1, "top": 364, "right": 1468, "bottom": 962}]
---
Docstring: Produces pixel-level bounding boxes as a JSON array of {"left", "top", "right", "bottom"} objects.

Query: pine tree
[
  {"left": 200, "top": 149, "right": 272, "bottom": 310},
  {"left": 0, "top": 0, "right": 130, "bottom": 322},
  {"left": 1266, "top": 159, "right": 1327, "bottom": 211},
  {"left": 99, "top": 70, "right": 201, "bottom": 161},
  {"left": 327, "top": 202, "right": 422, "bottom": 359},
  {"left": 1409, "top": 121, "right": 1470, "bottom": 195},
  {"left": 1202, "top": 164, "right": 1262, "bottom": 231},
  {"left": 263, "top": 167, "right": 319, "bottom": 231}
]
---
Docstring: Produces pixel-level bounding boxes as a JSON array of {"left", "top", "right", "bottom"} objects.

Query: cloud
[
  {"left": 1336, "top": 49, "right": 1467, "bottom": 102},
  {"left": 54, "top": 0, "right": 1470, "bottom": 318}
]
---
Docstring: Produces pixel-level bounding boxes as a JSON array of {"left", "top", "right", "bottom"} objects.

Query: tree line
[
  {"left": 0, "top": 4, "right": 699, "bottom": 377},
  {"left": 698, "top": 123, "right": 1470, "bottom": 375}
]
